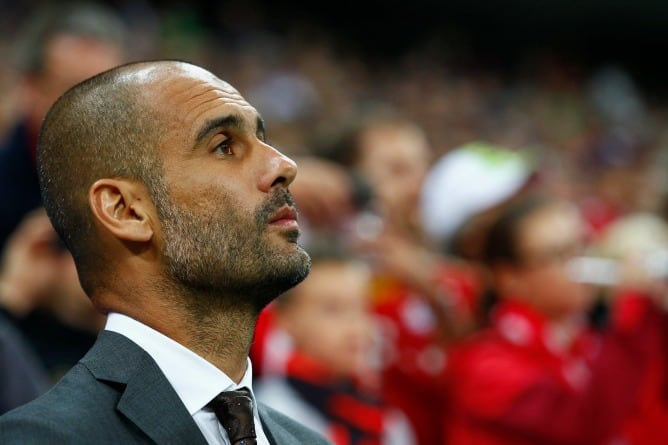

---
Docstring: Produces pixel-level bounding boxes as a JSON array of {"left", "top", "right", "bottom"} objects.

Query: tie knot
[{"left": 209, "top": 388, "right": 257, "bottom": 445}]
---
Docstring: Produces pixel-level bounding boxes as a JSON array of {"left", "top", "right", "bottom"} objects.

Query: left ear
[{"left": 88, "top": 178, "right": 155, "bottom": 243}]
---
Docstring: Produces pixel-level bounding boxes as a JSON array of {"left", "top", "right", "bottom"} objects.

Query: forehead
[
  {"left": 297, "top": 261, "right": 368, "bottom": 293},
  {"left": 139, "top": 64, "right": 259, "bottom": 139},
  {"left": 519, "top": 203, "right": 583, "bottom": 248},
  {"left": 45, "top": 33, "right": 123, "bottom": 80},
  {"left": 359, "top": 123, "right": 430, "bottom": 164},
  {"left": 171, "top": 66, "right": 252, "bottom": 111}
]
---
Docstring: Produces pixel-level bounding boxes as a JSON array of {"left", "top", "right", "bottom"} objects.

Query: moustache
[{"left": 256, "top": 189, "right": 298, "bottom": 224}]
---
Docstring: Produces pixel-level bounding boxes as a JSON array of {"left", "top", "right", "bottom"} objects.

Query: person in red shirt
[
  {"left": 255, "top": 248, "right": 416, "bottom": 445},
  {"left": 444, "top": 194, "right": 661, "bottom": 445},
  {"left": 588, "top": 212, "right": 668, "bottom": 445}
]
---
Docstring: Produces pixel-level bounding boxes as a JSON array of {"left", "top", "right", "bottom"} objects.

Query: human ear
[{"left": 89, "top": 179, "right": 154, "bottom": 243}]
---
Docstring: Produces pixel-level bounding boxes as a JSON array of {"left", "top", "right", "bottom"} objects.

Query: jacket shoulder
[
  {"left": 260, "top": 402, "right": 332, "bottom": 444},
  {"left": 0, "top": 362, "right": 135, "bottom": 444}
]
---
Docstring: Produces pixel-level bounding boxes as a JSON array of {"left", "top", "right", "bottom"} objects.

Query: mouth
[{"left": 268, "top": 205, "right": 299, "bottom": 229}]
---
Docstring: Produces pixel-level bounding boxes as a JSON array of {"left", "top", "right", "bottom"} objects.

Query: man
[
  {"left": 443, "top": 195, "right": 663, "bottom": 445},
  {"left": 0, "top": 60, "right": 329, "bottom": 445}
]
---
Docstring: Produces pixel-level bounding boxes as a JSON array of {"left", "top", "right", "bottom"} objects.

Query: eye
[{"left": 212, "top": 136, "right": 233, "bottom": 156}]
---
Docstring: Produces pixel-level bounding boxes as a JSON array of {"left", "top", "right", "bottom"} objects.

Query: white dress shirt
[{"left": 105, "top": 312, "right": 270, "bottom": 445}]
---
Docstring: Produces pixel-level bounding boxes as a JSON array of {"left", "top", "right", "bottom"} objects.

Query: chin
[{"left": 284, "top": 228, "right": 301, "bottom": 243}]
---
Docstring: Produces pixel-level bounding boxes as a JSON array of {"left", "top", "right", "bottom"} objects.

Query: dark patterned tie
[{"left": 208, "top": 388, "right": 257, "bottom": 445}]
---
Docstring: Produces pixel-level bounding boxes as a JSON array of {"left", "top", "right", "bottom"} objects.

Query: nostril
[{"left": 271, "top": 176, "right": 287, "bottom": 188}]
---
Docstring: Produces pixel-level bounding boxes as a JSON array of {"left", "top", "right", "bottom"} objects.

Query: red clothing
[
  {"left": 284, "top": 352, "right": 385, "bottom": 445},
  {"left": 444, "top": 297, "right": 658, "bottom": 445},
  {"left": 371, "top": 262, "right": 479, "bottom": 445},
  {"left": 617, "top": 294, "right": 668, "bottom": 445},
  {"left": 577, "top": 196, "right": 622, "bottom": 240}
]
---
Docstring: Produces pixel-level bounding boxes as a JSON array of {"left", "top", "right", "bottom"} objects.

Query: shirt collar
[{"left": 104, "top": 312, "right": 258, "bottom": 416}]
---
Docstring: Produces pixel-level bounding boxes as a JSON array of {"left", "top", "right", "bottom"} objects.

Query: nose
[{"left": 257, "top": 142, "right": 298, "bottom": 193}]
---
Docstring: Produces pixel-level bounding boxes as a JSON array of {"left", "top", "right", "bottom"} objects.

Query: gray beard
[{"left": 157, "top": 188, "right": 311, "bottom": 314}]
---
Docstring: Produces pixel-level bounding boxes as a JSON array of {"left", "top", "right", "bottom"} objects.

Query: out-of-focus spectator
[
  {"left": 328, "top": 110, "right": 433, "bottom": 239},
  {"left": 444, "top": 194, "right": 665, "bottom": 445},
  {"left": 318, "top": 111, "right": 481, "bottom": 444},
  {"left": 0, "top": 210, "right": 80, "bottom": 319},
  {"left": 256, "top": 247, "right": 415, "bottom": 445},
  {"left": 588, "top": 212, "right": 668, "bottom": 445},
  {"left": 420, "top": 141, "right": 536, "bottom": 260},
  {"left": 0, "top": 2, "right": 127, "bottom": 379},
  {"left": 420, "top": 141, "right": 541, "bottom": 329}
]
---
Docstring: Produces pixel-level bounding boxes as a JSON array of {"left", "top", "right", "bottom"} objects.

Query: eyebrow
[
  {"left": 196, "top": 114, "right": 267, "bottom": 144},
  {"left": 256, "top": 116, "right": 266, "bottom": 142},
  {"left": 196, "top": 115, "right": 243, "bottom": 143}
]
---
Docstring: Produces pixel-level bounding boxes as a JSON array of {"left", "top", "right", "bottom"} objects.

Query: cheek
[
  {"left": 562, "top": 281, "right": 594, "bottom": 311},
  {"left": 375, "top": 180, "right": 416, "bottom": 212},
  {"left": 536, "top": 269, "right": 593, "bottom": 311},
  {"left": 292, "top": 319, "right": 342, "bottom": 361},
  {"left": 171, "top": 180, "right": 254, "bottom": 220},
  {"left": 166, "top": 159, "right": 255, "bottom": 201},
  {"left": 301, "top": 309, "right": 357, "bottom": 347}
]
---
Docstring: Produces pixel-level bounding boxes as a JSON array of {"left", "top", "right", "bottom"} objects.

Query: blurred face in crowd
[
  {"left": 355, "top": 122, "right": 431, "bottom": 228},
  {"left": 24, "top": 32, "right": 123, "bottom": 130},
  {"left": 146, "top": 64, "right": 311, "bottom": 310},
  {"left": 501, "top": 201, "right": 594, "bottom": 320},
  {"left": 277, "top": 260, "right": 374, "bottom": 377}
]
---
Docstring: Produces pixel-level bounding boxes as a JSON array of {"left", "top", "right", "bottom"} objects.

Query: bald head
[{"left": 37, "top": 60, "right": 209, "bottom": 292}]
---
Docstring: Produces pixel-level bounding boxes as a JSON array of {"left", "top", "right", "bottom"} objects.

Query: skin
[
  {"left": 277, "top": 260, "right": 373, "bottom": 378},
  {"left": 0, "top": 209, "right": 66, "bottom": 317},
  {"left": 355, "top": 121, "right": 431, "bottom": 235},
  {"left": 496, "top": 201, "right": 594, "bottom": 322},
  {"left": 87, "top": 63, "right": 310, "bottom": 382},
  {"left": 289, "top": 156, "right": 355, "bottom": 229}
]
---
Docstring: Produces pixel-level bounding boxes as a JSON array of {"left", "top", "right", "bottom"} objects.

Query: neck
[
  {"left": 182, "top": 301, "right": 258, "bottom": 383},
  {"left": 97, "top": 287, "right": 259, "bottom": 383}
]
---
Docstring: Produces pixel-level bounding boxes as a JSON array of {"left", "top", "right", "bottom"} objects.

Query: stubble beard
[{"left": 156, "top": 188, "right": 311, "bottom": 314}]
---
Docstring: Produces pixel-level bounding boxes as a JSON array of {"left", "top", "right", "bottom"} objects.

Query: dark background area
[
  {"left": 172, "top": 0, "right": 668, "bottom": 95},
  {"left": 4, "top": 0, "right": 668, "bottom": 88}
]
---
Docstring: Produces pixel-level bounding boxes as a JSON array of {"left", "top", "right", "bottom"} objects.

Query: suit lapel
[{"left": 81, "top": 331, "right": 208, "bottom": 445}]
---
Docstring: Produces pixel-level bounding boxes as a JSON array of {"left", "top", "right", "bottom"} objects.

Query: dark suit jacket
[{"left": 0, "top": 330, "right": 331, "bottom": 444}]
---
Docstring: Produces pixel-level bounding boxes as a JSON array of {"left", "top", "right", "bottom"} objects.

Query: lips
[{"left": 269, "top": 205, "right": 298, "bottom": 225}]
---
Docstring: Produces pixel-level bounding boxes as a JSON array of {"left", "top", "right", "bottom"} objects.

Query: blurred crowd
[{"left": 2, "top": 1, "right": 668, "bottom": 444}]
